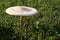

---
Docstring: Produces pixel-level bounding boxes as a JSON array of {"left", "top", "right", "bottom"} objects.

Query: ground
[{"left": 0, "top": 0, "right": 60, "bottom": 40}]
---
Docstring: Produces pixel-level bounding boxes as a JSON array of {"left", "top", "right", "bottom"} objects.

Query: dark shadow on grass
[
  {"left": 0, "top": 26, "right": 15, "bottom": 40},
  {"left": 0, "top": 26, "right": 26, "bottom": 40}
]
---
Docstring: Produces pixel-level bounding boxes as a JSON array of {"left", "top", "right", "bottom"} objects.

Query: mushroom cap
[{"left": 6, "top": 6, "right": 38, "bottom": 16}]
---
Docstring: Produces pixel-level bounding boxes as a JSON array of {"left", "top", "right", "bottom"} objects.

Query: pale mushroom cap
[{"left": 6, "top": 6, "right": 38, "bottom": 16}]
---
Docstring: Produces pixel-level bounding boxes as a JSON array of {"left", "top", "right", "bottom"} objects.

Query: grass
[{"left": 0, "top": 0, "right": 60, "bottom": 40}]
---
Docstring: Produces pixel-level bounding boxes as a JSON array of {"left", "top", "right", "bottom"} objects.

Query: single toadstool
[{"left": 6, "top": 6, "right": 38, "bottom": 29}]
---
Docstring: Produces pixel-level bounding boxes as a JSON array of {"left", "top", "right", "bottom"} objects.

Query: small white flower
[{"left": 36, "top": 21, "right": 39, "bottom": 24}]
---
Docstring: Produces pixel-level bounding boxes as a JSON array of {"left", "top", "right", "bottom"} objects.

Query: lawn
[{"left": 0, "top": 0, "right": 60, "bottom": 40}]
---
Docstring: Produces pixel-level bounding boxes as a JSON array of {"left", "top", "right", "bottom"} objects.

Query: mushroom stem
[{"left": 20, "top": 16, "right": 23, "bottom": 29}]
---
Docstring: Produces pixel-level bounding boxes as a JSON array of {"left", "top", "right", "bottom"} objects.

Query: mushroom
[{"left": 6, "top": 6, "right": 38, "bottom": 29}]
